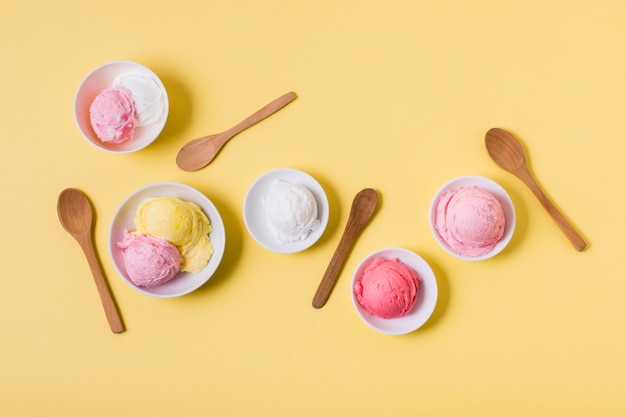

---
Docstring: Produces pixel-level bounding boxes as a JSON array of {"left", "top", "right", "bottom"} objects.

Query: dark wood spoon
[{"left": 313, "top": 188, "right": 378, "bottom": 308}]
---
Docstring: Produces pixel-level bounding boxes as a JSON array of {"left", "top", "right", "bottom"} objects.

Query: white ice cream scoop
[
  {"left": 114, "top": 72, "right": 165, "bottom": 126},
  {"left": 263, "top": 180, "right": 320, "bottom": 244}
]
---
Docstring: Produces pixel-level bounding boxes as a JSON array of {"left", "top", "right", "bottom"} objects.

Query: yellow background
[{"left": 2, "top": 0, "right": 624, "bottom": 415}]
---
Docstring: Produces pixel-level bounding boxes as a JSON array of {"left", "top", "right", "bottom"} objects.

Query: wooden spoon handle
[
  {"left": 312, "top": 189, "right": 378, "bottom": 308},
  {"left": 79, "top": 236, "right": 125, "bottom": 333},
  {"left": 515, "top": 168, "right": 587, "bottom": 251},
  {"left": 312, "top": 227, "right": 361, "bottom": 309},
  {"left": 226, "top": 91, "right": 297, "bottom": 137}
]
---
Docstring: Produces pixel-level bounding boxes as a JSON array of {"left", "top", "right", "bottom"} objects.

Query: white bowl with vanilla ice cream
[{"left": 244, "top": 168, "right": 329, "bottom": 254}]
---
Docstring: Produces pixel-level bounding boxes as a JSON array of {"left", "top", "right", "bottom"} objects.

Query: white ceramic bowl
[
  {"left": 243, "top": 168, "right": 329, "bottom": 254},
  {"left": 429, "top": 175, "right": 516, "bottom": 261},
  {"left": 74, "top": 60, "right": 169, "bottom": 154},
  {"left": 351, "top": 247, "right": 438, "bottom": 335},
  {"left": 109, "top": 182, "right": 225, "bottom": 298}
]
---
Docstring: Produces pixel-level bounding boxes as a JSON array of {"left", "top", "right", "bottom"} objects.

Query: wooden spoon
[
  {"left": 485, "top": 128, "right": 586, "bottom": 251},
  {"left": 57, "top": 188, "right": 125, "bottom": 333},
  {"left": 176, "top": 91, "right": 297, "bottom": 171},
  {"left": 312, "top": 188, "right": 378, "bottom": 309}
]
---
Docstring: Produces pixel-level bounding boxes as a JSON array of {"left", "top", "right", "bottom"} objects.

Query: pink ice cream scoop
[
  {"left": 117, "top": 231, "right": 181, "bottom": 288},
  {"left": 354, "top": 258, "right": 420, "bottom": 319},
  {"left": 435, "top": 186, "right": 505, "bottom": 257},
  {"left": 89, "top": 87, "right": 136, "bottom": 144}
]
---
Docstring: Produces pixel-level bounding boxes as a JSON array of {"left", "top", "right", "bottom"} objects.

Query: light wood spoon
[
  {"left": 176, "top": 91, "right": 297, "bottom": 171},
  {"left": 313, "top": 188, "right": 378, "bottom": 309},
  {"left": 57, "top": 188, "right": 125, "bottom": 333},
  {"left": 485, "top": 127, "right": 586, "bottom": 251}
]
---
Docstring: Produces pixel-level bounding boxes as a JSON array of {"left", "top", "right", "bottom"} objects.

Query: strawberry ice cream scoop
[
  {"left": 117, "top": 231, "right": 181, "bottom": 288},
  {"left": 354, "top": 258, "right": 420, "bottom": 319},
  {"left": 435, "top": 186, "right": 505, "bottom": 257},
  {"left": 89, "top": 87, "right": 135, "bottom": 144}
]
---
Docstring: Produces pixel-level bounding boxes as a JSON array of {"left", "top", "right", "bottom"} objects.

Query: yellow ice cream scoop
[{"left": 134, "top": 196, "right": 213, "bottom": 273}]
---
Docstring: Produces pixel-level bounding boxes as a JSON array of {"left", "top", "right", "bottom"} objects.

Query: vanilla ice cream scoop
[
  {"left": 435, "top": 186, "right": 505, "bottom": 257},
  {"left": 263, "top": 180, "right": 320, "bottom": 244},
  {"left": 134, "top": 197, "right": 213, "bottom": 273},
  {"left": 114, "top": 72, "right": 165, "bottom": 126}
]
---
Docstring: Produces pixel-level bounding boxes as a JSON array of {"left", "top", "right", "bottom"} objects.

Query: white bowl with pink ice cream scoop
[
  {"left": 109, "top": 182, "right": 225, "bottom": 298},
  {"left": 429, "top": 175, "right": 516, "bottom": 261},
  {"left": 74, "top": 60, "right": 169, "bottom": 153},
  {"left": 351, "top": 247, "right": 438, "bottom": 335}
]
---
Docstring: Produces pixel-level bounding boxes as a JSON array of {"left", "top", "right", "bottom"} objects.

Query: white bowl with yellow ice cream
[{"left": 109, "top": 182, "right": 225, "bottom": 298}]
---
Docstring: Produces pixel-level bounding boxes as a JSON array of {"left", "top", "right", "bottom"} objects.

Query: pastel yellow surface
[{"left": 1, "top": 1, "right": 624, "bottom": 416}]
